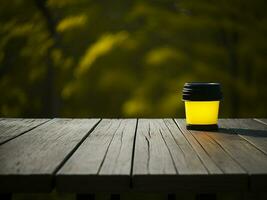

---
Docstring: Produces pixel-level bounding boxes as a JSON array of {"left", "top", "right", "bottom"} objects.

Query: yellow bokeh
[
  {"left": 76, "top": 31, "right": 128, "bottom": 76},
  {"left": 57, "top": 14, "right": 87, "bottom": 32}
]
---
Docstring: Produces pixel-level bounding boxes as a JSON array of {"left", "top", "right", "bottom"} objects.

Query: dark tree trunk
[
  {"left": 228, "top": 31, "right": 239, "bottom": 117},
  {"left": 34, "top": 0, "right": 60, "bottom": 117},
  {"left": 220, "top": 29, "right": 240, "bottom": 117}
]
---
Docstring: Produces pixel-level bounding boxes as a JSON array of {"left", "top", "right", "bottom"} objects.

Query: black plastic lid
[{"left": 182, "top": 82, "right": 222, "bottom": 101}]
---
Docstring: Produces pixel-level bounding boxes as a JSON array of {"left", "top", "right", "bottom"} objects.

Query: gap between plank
[
  {"left": 158, "top": 125, "right": 179, "bottom": 174},
  {"left": 203, "top": 131, "right": 249, "bottom": 174},
  {"left": 96, "top": 119, "right": 123, "bottom": 174},
  {"left": 221, "top": 119, "right": 267, "bottom": 157},
  {"left": 172, "top": 118, "right": 221, "bottom": 174},
  {"left": 235, "top": 133, "right": 267, "bottom": 156},
  {"left": 0, "top": 119, "right": 52, "bottom": 145},
  {"left": 130, "top": 118, "right": 138, "bottom": 188},
  {"left": 52, "top": 119, "right": 102, "bottom": 178},
  {"left": 254, "top": 118, "right": 267, "bottom": 126},
  {"left": 237, "top": 118, "right": 267, "bottom": 155}
]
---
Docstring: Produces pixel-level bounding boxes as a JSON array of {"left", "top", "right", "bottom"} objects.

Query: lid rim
[{"left": 182, "top": 82, "right": 222, "bottom": 101}]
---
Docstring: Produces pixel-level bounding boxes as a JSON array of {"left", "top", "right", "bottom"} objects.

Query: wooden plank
[
  {"left": 174, "top": 119, "right": 247, "bottom": 191},
  {"left": 56, "top": 119, "right": 137, "bottom": 192},
  {"left": 161, "top": 119, "right": 207, "bottom": 174},
  {"left": 219, "top": 119, "right": 267, "bottom": 155},
  {"left": 174, "top": 119, "right": 222, "bottom": 174},
  {"left": 176, "top": 120, "right": 245, "bottom": 174},
  {"left": 0, "top": 118, "right": 100, "bottom": 193},
  {"left": 207, "top": 120, "right": 267, "bottom": 191},
  {"left": 207, "top": 119, "right": 267, "bottom": 192},
  {"left": 133, "top": 119, "right": 246, "bottom": 192},
  {"left": 255, "top": 118, "right": 267, "bottom": 126},
  {"left": 0, "top": 118, "right": 49, "bottom": 144},
  {"left": 133, "top": 119, "right": 177, "bottom": 175}
]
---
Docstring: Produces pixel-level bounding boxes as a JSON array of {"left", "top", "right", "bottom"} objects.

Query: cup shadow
[{"left": 217, "top": 127, "right": 267, "bottom": 138}]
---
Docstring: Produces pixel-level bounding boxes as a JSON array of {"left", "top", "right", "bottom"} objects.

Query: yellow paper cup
[{"left": 182, "top": 83, "right": 222, "bottom": 130}]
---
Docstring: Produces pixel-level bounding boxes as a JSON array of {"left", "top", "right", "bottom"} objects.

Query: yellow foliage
[
  {"left": 51, "top": 49, "right": 62, "bottom": 66},
  {"left": 57, "top": 14, "right": 87, "bottom": 32},
  {"left": 159, "top": 94, "right": 181, "bottom": 116},
  {"left": 62, "top": 82, "right": 76, "bottom": 99},
  {"left": 10, "top": 23, "right": 35, "bottom": 37},
  {"left": 145, "top": 47, "right": 185, "bottom": 65},
  {"left": 76, "top": 31, "right": 129, "bottom": 76},
  {"left": 123, "top": 99, "right": 148, "bottom": 116}
]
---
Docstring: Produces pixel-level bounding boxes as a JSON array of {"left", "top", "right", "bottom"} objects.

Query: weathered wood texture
[
  {"left": 57, "top": 119, "right": 137, "bottom": 192},
  {"left": 0, "top": 118, "right": 100, "bottom": 192},
  {"left": 0, "top": 118, "right": 49, "bottom": 144},
  {"left": 255, "top": 118, "right": 267, "bottom": 126},
  {"left": 219, "top": 119, "right": 267, "bottom": 155},
  {"left": 132, "top": 119, "right": 247, "bottom": 192},
  {"left": 175, "top": 119, "right": 245, "bottom": 174},
  {"left": 176, "top": 119, "right": 267, "bottom": 192},
  {"left": 218, "top": 119, "right": 267, "bottom": 192},
  {"left": 0, "top": 118, "right": 267, "bottom": 193}
]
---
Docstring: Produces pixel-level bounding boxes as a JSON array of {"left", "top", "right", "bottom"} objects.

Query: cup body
[
  {"left": 182, "top": 82, "right": 222, "bottom": 130},
  {"left": 185, "top": 100, "right": 220, "bottom": 125}
]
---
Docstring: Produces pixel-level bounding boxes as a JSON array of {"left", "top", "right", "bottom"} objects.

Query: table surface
[{"left": 0, "top": 118, "right": 267, "bottom": 193}]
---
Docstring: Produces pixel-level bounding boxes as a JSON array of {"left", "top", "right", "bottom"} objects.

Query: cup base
[{"left": 186, "top": 124, "right": 218, "bottom": 131}]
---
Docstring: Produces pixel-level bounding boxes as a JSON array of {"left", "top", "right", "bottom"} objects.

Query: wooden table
[{"left": 0, "top": 118, "right": 267, "bottom": 200}]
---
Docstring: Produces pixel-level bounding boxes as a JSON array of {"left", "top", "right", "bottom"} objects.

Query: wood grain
[
  {"left": 0, "top": 118, "right": 266, "bottom": 193},
  {"left": 176, "top": 120, "right": 245, "bottom": 174},
  {"left": 255, "top": 118, "right": 267, "bottom": 126},
  {"left": 56, "top": 119, "right": 137, "bottom": 192},
  {"left": 218, "top": 119, "right": 267, "bottom": 191},
  {"left": 0, "top": 118, "right": 49, "bottom": 144},
  {"left": 174, "top": 119, "right": 247, "bottom": 192},
  {"left": 174, "top": 119, "right": 222, "bottom": 174},
  {"left": 212, "top": 119, "right": 267, "bottom": 173},
  {"left": 219, "top": 119, "right": 267, "bottom": 154},
  {"left": 0, "top": 118, "right": 100, "bottom": 192},
  {"left": 161, "top": 119, "right": 207, "bottom": 174},
  {"left": 133, "top": 119, "right": 247, "bottom": 192}
]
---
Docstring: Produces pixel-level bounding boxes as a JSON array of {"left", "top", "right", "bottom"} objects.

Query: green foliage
[{"left": 0, "top": 0, "right": 267, "bottom": 117}]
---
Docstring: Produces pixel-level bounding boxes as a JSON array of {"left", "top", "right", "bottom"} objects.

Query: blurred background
[{"left": 1, "top": 0, "right": 267, "bottom": 118}]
